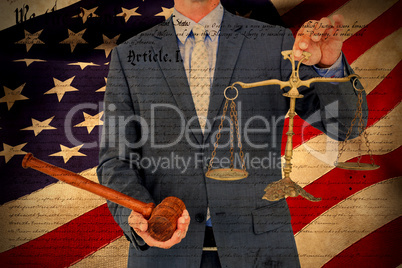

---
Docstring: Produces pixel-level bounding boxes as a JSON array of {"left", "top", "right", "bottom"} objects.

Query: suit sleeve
[
  {"left": 96, "top": 48, "right": 153, "bottom": 250},
  {"left": 280, "top": 28, "right": 368, "bottom": 141}
]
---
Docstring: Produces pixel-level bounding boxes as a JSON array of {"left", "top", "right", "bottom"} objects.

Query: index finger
[{"left": 294, "top": 20, "right": 317, "bottom": 58}]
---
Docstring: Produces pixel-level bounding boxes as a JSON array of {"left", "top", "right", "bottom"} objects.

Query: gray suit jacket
[{"left": 97, "top": 10, "right": 367, "bottom": 268}]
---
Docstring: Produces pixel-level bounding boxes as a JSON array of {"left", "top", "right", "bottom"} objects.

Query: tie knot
[{"left": 192, "top": 24, "right": 206, "bottom": 43}]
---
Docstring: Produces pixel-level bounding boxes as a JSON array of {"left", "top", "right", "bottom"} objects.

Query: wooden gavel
[{"left": 22, "top": 153, "right": 186, "bottom": 242}]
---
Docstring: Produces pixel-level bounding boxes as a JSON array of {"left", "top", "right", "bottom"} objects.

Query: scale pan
[
  {"left": 335, "top": 162, "right": 380, "bottom": 171},
  {"left": 205, "top": 168, "right": 248, "bottom": 181}
]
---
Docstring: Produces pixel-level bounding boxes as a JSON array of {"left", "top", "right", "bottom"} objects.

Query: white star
[
  {"left": 73, "top": 7, "right": 99, "bottom": 23},
  {"left": 44, "top": 77, "right": 78, "bottom": 102},
  {"left": 0, "top": 83, "right": 29, "bottom": 110},
  {"left": 13, "top": 58, "right": 46, "bottom": 67},
  {"left": 21, "top": 116, "right": 56, "bottom": 136},
  {"left": 155, "top": 7, "right": 174, "bottom": 20},
  {"left": 96, "top": 78, "right": 107, "bottom": 92},
  {"left": 117, "top": 7, "right": 141, "bottom": 23},
  {"left": 59, "top": 29, "right": 88, "bottom": 52},
  {"left": 0, "top": 143, "right": 27, "bottom": 163},
  {"left": 68, "top": 62, "right": 100, "bottom": 70},
  {"left": 49, "top": 144, "right": 86, "bottom": 163},
  {"left": 74, "top": 111, "right": 104, "bottom": 133},
  {"left": 95, "top": 34, "right": 120, "bottom": 58},
  {"left": 15, "top": 30, "right": 45, "bottom": 52}
]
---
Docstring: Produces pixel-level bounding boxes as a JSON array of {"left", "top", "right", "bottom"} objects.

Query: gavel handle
[
  {"left": 22, "top": 153, "right": 155, "bottom": 218},
  {"left": 22, "top": 153, "right": 186, "bottom": 242}
]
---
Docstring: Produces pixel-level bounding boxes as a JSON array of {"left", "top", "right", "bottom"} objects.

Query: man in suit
[{"left": 97, "top": 0, "right": 367, "bottom": 267}]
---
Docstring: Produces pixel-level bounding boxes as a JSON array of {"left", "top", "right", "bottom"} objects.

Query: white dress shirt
[{"left": 172, "top": 3, "right": 224, "bottom": 86}]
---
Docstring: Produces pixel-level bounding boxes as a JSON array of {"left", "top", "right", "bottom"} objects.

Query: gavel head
[{"left": 147, "top": 196, "right": 186, "bottom": 242}]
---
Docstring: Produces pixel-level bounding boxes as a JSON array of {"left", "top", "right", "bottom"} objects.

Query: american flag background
[{"left": 0, "top": 0, "right": 401, "bottom": 267}]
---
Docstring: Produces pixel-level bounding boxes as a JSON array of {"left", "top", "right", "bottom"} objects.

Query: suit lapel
[
  {"left": 151, "top": 18, "right": 203, "bottom": 145},
  {"left": 204, "top": 11, "right": 245, "bottom": 143},
  {"left": 151, "top": 12, "right": 245, "bottom": 145}
]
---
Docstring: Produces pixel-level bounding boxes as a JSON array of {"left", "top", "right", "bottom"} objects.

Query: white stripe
[
  {"left": 71, "top": 236, "right": 129, "bottom": 268},
  {"left": 350, "top": 28, "right": 402, "bottom": 95},
  {"left": 291, "top": 101, "right": 401, "bottom": 187},
  {"left": 0, "top": 167, "right": 105, "bottom": 253},
  {"left": 296, "top": 177, "right": 402, "bottom": 268},
  {"left": 330, "top": 0, "right": 399, "bottom": 41},
  {"left": 0, "top": 0, "right": 81, "bottom": 31}
]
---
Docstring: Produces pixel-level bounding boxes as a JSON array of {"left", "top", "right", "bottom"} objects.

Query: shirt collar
[{"left": 172, "top": 3, "right": 224, "bottom": 44}]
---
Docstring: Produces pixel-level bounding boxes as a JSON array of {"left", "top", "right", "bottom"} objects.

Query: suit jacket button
[
  {"left": 205, "top": 158, "right": 211, "bottom": 168},
  {"left": 195, "top": 213, "right": 205, "bottom": 223}
]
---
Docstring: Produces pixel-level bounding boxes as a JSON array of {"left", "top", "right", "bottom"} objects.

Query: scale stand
[{"left": 206, "top": 50, "right": 377, "bottom": 202}]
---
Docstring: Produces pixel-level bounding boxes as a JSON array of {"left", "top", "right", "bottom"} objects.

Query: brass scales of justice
[{"left": 205, "top": 50, "right": 379, "bottom": 202}]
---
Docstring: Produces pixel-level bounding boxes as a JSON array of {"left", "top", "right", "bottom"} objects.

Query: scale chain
[
  {"left": 231, "top": 100, "right": 246, "bottom": 171},
  {"left": 357, "top": 90, "right": 375, "bottom": 165},
  {"left": 207, "top": 97, "right": 247, "bottom": 173},
  {"left": 335, "top": 83, "right": 361, "bottom": 165},
  {"left": 208, "top": 99, "right": 229, "bottom": 172},
  {"left": 357, "top": 91, "right": 364, "bottom": 164}
]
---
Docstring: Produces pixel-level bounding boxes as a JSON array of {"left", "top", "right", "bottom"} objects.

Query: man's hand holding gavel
[
  {"left": 129, "top": 209, "right": 191, "bottom": 249},
  {"left": 21, "top": 153, "right": 190, "bottom": 249}
]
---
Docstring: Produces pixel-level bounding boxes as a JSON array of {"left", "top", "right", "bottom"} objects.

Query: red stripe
[
  {"left": 281, "top": 0, "right": 349, "bottom": 33},
  {"left": 288, "top": 147, "right": 402, "bottom": 234},
  {"left": 323, "top": 217, "right": 402, "bottom": 268},
  {"left": 282, "top": 61, "right": 402, "bottom": 156},
  {"left": 365, "top": 62, "right": 402, "bottom": 126},
  {"left": 0, "top": 204, "right": 123, "bottom": 268},
  {"left": 343, "top": 1, "right": 402, "bottom": 63}
]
